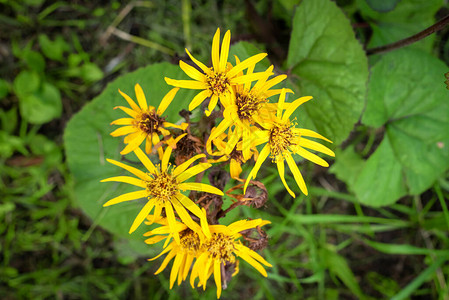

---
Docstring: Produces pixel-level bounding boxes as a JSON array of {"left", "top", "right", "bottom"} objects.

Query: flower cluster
[{"left": 102, "top": 28, "right": 334, "bottom": 298}]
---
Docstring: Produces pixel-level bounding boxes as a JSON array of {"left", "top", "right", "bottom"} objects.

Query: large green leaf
[
  {"left": 356, "top": 49, "right": 449, "bottom": 206},
  {"left": 286, "top": 0, "right": 368, "bottom": 145},
  {"left": 358, "top": 0, "right": 443, "bottom": 53},
  {"left": 64, "top": 63, "right": 195, "bottom": 253}
]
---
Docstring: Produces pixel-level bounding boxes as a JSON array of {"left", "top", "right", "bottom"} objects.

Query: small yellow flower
[
  {"left": 110, "top": 84, "right": 188, "bottom": 155},
  {"left": 145, "top": 215, "right": 271, "bottom": 299},
  {"left": 165, "top": 28, "right": 268, "bottom": 116},
  {"left": 207, "top": 63, "right": 291, "bottom": 160},
  {"left": 244, "top": 89, "right": 335, "bottom": 197},
  {"left": 101, "top": 146, "right": 223, "bottom": 242},
  {"left": 190, "top": 219, "right": 272, "bottom": 299},
  {"left": 144, "top": 215, "right": 208, "bottom": 289},
  {"left": 207, "top": 130, "right": 258, "bottom": 179}
]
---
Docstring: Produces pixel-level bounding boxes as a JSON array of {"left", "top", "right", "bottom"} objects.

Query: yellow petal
[
  {"left": 198, "top": 208, "right": 211, "bottom": 239},
  {"left": 180, "top": 60, "right": 205, "bottom": 82},
  {"left": 133, "top": 147, "right": 158, "bottom": 174},
  {"left": 120, "top": 132, "right": 146, "bottom": 155},
  {"left": 205, "top": 94, "right": 219, "bottom": 117},
  {"left": 144, "top": 235, "right": 166, "bottom": 245},
  {"left": 103, "top": 190, "right": 148, "bottom": 207},
  {"left": 277, "top": 88, "right": 286, "bottom": 118},
  {"left": 129, "top": 200, "right": 155, "bottom": 233},
  {"left": 282, "top": 96, "right": 313, "bottom": 122},
  {"left": 235, "top": 246, "right": 267, "bottom": 277},
  {"left": 257, "top": 73, "right": 286, "bottom": 92},
  {"left": 201, "top": 257, "right": 212, "bottom": 290},
  {"left": 151, "top": 204, "right": 163, "bottom": 225},
  {"left": 157, "top": 87, "right": 179, "bottom": 115},
  {"left": 105, "top": 158, "right": 149, "bottom": 180},
  {"left": 178, "top": 182, "right": 223, "bottom": 196},
  {"left": 243, "top": 144, "right": 270, "bottom": 193},
  {"left": 114, "top": 106, "right": 139, "bottom": 118},
  {"left": 214, "top": 260, "right": 222, "bottom": 299},
  {"left": 230, "top": 159, "right": 242, "bottom": 179},
  {"left": 146, "top": 136, "right": 153, "bottom": 154},
  {"left": 190, "top": 252, "right": 208, "bottom": 288},
  {"left": 296, "top": 128, "right": 333, "bottom": 143},
  {"left": 110, "top": 117, "right": 133, "bottom": 125},
  {"left": 208, "top": 118, "right": 233, "bottom": 142},
  {"left": 118, "top": 89, "right": 140, "bottom": 111},
  {"left": 134, "top": 84, "right": 148, "bottom": 110},
  {"left": 171, "top": 197, "right": 202, "bottom": 233},
  {"left": 149, "top": 243, "right": 174, "bottom": 262},
  {"left": 101, "top": 176, "right": 146, "bottom": 188},
  {"left": 228, "top": 219, "right": 262, "bottom": 235},
  {"left": 176, "top": 193, "right": 205, "bottom": 220},
  {"left": 229, "top": 72, "right": 270, "bottom": 85},
  {"left": 285, "top": 154, "right": 308, "bottom": 196},
  {"left": 175, "top": 163, "right": 211, "bottom": 183},
  {"left": 246, "top": 247, "right": 272, "bottom": 267},
  {"left": 277, "top": 160, "right": 296, "bottom": 198},
  {"left": 173, "top": 153, "right": 206, "bottom": 177},
  {"left": 296, "top": 147, "right": 329, "bottom": 167},
  {"left": 183, "top": 254, "right": 195, "bottom": 280},
  {"left": 161, "top": 145, "right": 173, "bottom": 172},
  {"left": 227, "top": 53, "right": 267, "bottom": 78},
  {"left": 170, "top": 252, "right": 184, "bottom": 289},
  {"left": 154, "top": 248, "right": 176, "bottom": 274},
  {"left": 219, "top": 30, "right": 231, "bottom": 72},
  {"left": 110, "top": 125, "right": 136, "bottom": 137},
  {"left": 211, "top": 28, "right": 220, "bottom": 72},
  {"left": 265, "top": 88, "right": 293, "bottom": 98},
  {"left": 189, "top": 89, "right": 211, "bottom": 111},
  {"left": 177, "top": 253, "right": 187, "bottom": 286},
  {"left": 165, "top": 202, "right": 180, "bottom": 244},
  {"left": 299, "top": 138, "right": 335, "bottom": 157},
  {"left": 185, "top": 48, "right": 210, "bottom": 74},
  {"left": 165, "top": 77, "right": 208, "bottom": 90}
]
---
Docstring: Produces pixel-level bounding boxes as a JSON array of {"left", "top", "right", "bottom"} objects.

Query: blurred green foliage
[{"left": 2, "top": 0, "right": 449, "bottom": 299}]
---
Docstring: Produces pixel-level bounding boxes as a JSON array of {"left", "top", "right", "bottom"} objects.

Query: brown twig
[{"left": 366, "top": 14, "right": 449, "bottom": 55}]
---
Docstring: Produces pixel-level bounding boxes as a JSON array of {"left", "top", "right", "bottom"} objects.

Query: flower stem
[{"left": 366, "top": 14, "right": 449, "bottom": 55}]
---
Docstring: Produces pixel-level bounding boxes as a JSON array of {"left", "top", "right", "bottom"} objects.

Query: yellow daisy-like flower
[
  {"left": 110, "top": 84, "right": 188, "bottom": 156},
  {"left": 207, "top": 63, "right": 291, "bottom": 160},
  {"left": 190, "top": 219, "right": 272, "bottom": 299},
  {"left": 244, "top": 89, "right": 335, "bottom": 197},
  {"left": 207, "top": 130, "right": 258, "bottom": 179},
  {"left": 101, "top": 146, "right": 223, "bottom": 242},
  {"left": 145, "top": 215, "right": 271, "bottom": 299},
  {"left": 144, "top": 215, "right": 208, "bottom": 289},
  {"left": 164, "top": 28, "right": 268, "bottom": 116}
]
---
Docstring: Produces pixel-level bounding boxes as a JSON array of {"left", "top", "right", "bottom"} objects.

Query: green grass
[{"left": 1, "top": 0, "right": 449, "bottom": 299}]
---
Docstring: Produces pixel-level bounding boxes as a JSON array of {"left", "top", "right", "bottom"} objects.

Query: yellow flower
[
  {"left": 101, "top": 146, "right": 223, "bottom": 242},
  {"left": 145, "top": 215, "right": 271, "bottom": 299},
  {"left": 110, "top": 84, "right": 188, "bottom": 156},
  {"left": 144, "top": 214, "right": 209, "bottom": 289},
  {"left": 207, "top": 63, "right": 291, "bottom": 160},
  {"left": 207, "top": 130, "right": 258, "bottom": 179},
  {"left": 190, "top": 219, "right": 272, "bottom": 299},
  {"left": 244, "top": 89, "right": 335, "bottom": 197},
  {"left": 164, "top": 28, "right": 268, "bottom": 116}
]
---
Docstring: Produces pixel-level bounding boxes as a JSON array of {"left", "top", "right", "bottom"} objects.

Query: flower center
[
  {"left": 146, "top": 170, "right": 178, "bottom": 202},
  {"left": 269, "top": 122, "right": 298, "bottom": 162},
  {"left": 180, "top": 229, "right": 201, "bottom": 254},
  {"left": 204, "top": 233, "right": 236, "bottom": 264},
  {"left": 235, "top": 91, "right": 266, "bottom": 121},
  {"left": 136, "top": 111, "right": 166, "bottom": 135},
  {"left": 206, "top": 70, "right": 229, "bottom": 96},
  {"left": 230, "top": 149, "right": 244, "bottom": 164}
]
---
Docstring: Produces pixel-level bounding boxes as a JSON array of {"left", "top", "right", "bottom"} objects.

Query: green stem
[{"left": 367, "top": 14, "right": 449, "bottom": 55}]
